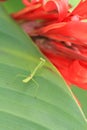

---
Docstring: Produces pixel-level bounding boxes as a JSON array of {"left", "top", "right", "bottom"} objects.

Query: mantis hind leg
[{"left": 32, "top": 78, "right": 39, "bottom": 98}]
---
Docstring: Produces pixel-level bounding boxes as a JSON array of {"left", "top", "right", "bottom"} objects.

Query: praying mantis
[{"left": 22, "top": 57, "right": 46, "bottom": 96}]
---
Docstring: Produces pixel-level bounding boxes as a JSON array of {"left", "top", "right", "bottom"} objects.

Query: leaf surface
[{"left": 72, "top": 86, "right": 87, "bottom": 119}]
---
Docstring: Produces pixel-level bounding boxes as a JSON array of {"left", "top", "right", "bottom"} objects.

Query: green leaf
[
  {"left": 69, "top": 0, "right": 80, "bottom": 6},
  {"left": 72, "top": 86, "right": 87, "bottom": 119},
  {"left": 3, "top": 0, "right": 24, "bottom": 13},
  {"left": 0, "top": 5, "right": 87, "bottom": 130}
]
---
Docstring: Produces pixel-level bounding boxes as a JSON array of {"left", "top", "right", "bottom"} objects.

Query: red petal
[
  {"left": 22, "top": 0, "right": 69, "bottom": 21},
  {"left": 44, "top": 0, "right": 69, "bottom": 21},
  {"left": 37, "top": 39, "right": 87, "bottom": 89},
  {"left": 12, "top": 3, "right": 42, "bottom": 19},
  {"left": 22, "top": 0, "right": 43, "bottom": 6},
  {"left": 22, "top": 0, "right": 31, "bottom": 6},
  {"left": 69, "top": 60, "right": 87, "bottom": 89},
  {"left": 36, "top": 21, "right": 87, "bottom": 46},
  {"left": 72, "top": 0, "right": 87, "bottom": 19}
]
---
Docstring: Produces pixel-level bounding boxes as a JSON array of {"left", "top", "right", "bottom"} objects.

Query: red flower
[{"left": 12, "top": 0, "right": 87, "bottom": 89}]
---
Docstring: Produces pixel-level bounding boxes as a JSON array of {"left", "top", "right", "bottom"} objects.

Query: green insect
[
  {"left": 22, "top": 57, "right": 45, "bottom": 96},
  {"left": 23, "top": 57, "right": 45, "bottom": 83}
]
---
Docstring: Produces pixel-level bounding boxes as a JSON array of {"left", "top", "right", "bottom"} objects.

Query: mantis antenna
[{"left": 22, "top": 57, "right": 45, "bottom": 83}]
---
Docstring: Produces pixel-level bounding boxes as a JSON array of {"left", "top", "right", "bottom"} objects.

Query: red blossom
[{"left": 12, "top": 0, "right": 87, "bottom": 89}]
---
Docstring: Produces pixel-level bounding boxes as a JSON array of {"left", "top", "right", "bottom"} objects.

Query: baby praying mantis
[
  {"left": 23, "top": 57, "right": 45, "bottom": 83},
  {"left": 22, "top": 57, "right": 45, "bottom": 85}
]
